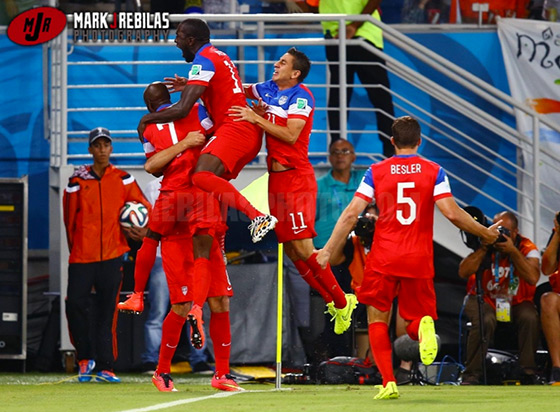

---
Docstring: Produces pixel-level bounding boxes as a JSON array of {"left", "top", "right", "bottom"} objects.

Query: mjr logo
[{"left": 8, "top": 7, "right": 67, "bottom": 46}]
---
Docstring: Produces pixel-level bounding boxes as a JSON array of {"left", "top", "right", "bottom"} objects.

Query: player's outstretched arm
[
  {"left": 137, "top": 84, "right": 206, "bottom": 137},
  {"left": 144, "top": 131, "right": 205, "bottom": 175},
  {"left": 317, "top": 196, "right": 369, "bottom": 269},
  {"left": 230, "top": 105, "right": 305, "bottom": 144},
  {"left": 436, "top": 196, "right": 500, "bottom": 245}
]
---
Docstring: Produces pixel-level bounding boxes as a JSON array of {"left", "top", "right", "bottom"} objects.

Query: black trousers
[
  {"left": 66, "top": 256, "right": 123, "bottom": 371},
  {"left": 325, "top": 37, "right": 395, "bottom": 158}
]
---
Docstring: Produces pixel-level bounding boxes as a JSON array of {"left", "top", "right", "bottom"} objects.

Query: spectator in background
[
  {"left": 315, "top": 140, "right": 364, "bottom": 249},
  {"left": 540, "top": 213, "right": 560, "bottom": 385},
  {"left": 458, "top": 211, "right": 541, "bottom": 385},
  {"left": 319, "top": 0, "right": 395, "bottom": 158},
  {"left": 528, "top": 0, "right": 546, "bottom": 19},
  {"left": 63, "top": 127, "right": 151, "bottom": 383},
  {"left": 326, "top": 204, "right": 377, "bottom": 360},
  {"left": 401, "top": 0, "right": 448, "bottom": 23}
]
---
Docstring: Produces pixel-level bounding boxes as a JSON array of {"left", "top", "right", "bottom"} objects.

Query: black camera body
[
  {"left": 461, "top": 206, "right": 488, "bottom": 251},
  {"left": 354, "top": 215, "right": 375, "bottom": 238},
  {"left": 354, "top": 215, "right": 375, "bottom": 248},
  {"left": 556, "top": 211, "right": 560, "bottom": 225},
  {"left": 496, "top": 225, "right": 511, "bottom": 243}
]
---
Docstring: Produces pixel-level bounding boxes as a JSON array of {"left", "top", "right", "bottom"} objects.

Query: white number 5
[{"left": 396, "top": 182, "right": 416, "bottom": 225}]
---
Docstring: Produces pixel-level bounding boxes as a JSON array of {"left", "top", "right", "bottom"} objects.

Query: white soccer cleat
[{"left": 248, "top": 215, "right": 278, "bottom": 243}]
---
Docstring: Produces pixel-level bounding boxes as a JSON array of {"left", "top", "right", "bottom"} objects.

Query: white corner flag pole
[{"left": 275, "top": 242, "right": 283, "bottom": 389}]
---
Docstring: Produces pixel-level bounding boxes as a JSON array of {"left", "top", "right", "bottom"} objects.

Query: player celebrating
[
  {"left": 119, "top": 82, "right": 207, "bottom": 310},
  {"left": 316, "top": 116, "right": 501, "bottom": 399},
  {"left": 229, "top": 48, "right": 357, "bottom": 334},
  {"left": 120, "top": 83, "right": 222, "bottom": 356},
  {"left": 121, "top": 82, "right": 241, "bottom": 392},
  {"left": 137, "top": 18, "right": 277, "bottom": 243}
]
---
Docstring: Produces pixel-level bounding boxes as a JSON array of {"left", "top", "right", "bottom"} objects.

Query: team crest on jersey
[
  {"left": 297, "top": 98, "right": 307, "bottom": 109},
  {"left": 181, "top": 286, "right": 188, "bottom": 295},
  {"left": 190, "top": 65, "right": 202, "bottom": 77},
  {"left": 279, "top": 95, "right": 288, "bottom": 105}
]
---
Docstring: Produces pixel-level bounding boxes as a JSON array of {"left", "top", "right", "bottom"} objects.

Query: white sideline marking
[{"left": 118, "top": 391, "right": 242, "bottom": 412}]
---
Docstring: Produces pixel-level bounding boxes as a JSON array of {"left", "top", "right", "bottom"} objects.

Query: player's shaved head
[
  {"left": 143, "top": 82, "right": 171, "bottom": 113},
  {"left": 178, "top": 18, "right": 210, "bottom": 42}
]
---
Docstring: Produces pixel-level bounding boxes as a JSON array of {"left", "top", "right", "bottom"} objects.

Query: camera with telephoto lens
[
  {"left": 461, "top": 206, "right": 488, "bottom": 251},
  {"left": 354, "top": 215, "right": 375, "bottom": 238},
  {"left": 354, "top": 214, "right": 375, "bottom": 248},
  {"left": 496, "top": 225, "right": 511, "bottom": 243}
]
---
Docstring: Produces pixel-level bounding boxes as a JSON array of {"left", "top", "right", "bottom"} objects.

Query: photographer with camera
[
  {"left": 459, "top": 211, "right": 541, "bottom": 385},
  {"left": 540, "top": 212, "right": 560, "bottom": 385}
]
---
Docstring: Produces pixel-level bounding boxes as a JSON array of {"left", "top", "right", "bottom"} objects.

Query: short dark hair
[
  {"left": 287, "top": 47, "right": 311, "bottom": 83},
  {"left": 178, "top": 18, "right": 210, "bottom": 42},
  {"left": 497, "top": 211, "right": 519, "bottom": 229},
  {"left": 391, "top": 116, "right": 421, "bottom": 148}
]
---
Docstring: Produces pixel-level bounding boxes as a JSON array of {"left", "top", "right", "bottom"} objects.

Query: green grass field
[{"left": 2, "top": 373, "right": 559, "bottom": 412}]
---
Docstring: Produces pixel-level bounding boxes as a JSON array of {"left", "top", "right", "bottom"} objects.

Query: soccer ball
[{"left": 119, "top": 202, "right": 149, "bottom": 228}]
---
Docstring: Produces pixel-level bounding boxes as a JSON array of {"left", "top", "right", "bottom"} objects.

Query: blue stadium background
[{"left": 0, "top": 29, "right": 513, "bottom": 250}]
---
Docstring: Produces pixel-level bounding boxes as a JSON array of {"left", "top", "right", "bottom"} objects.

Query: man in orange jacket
[{"left": 63, "top": 127, "right": 150, "bottom": 383}]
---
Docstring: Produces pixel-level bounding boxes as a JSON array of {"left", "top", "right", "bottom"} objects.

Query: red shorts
[
  {"left": 161, "top": 232, "right": 232, "bottom": 304},
  {"left": 268, "top": 169, "right": 317, "bottom": 243},
  {"left": 357, "top": 271, "right": 438, "bottom": 321},
  {"left": 148, "top": 190, "right": 181, "bottom": 236},
  {"left": 178, "top": 186, "right": 227, "bottom": 237},
  {"left": 151, "top": 188, "right": 226, "bottom": 237},
  {"left": 201, "top": 121, "right": 262, "bottom": 180},
  {"left": 160, "top": 235, "right": 194, "bottom": 305}
]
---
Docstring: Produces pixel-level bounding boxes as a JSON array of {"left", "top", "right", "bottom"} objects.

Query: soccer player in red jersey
[
  {"left": 137, "top": 18, "right": 277, "bottom": 243},
  {"left": 119, "top": 83, "right": 212, "bottom": 316},
  {"left": 229, "top": 48, "right": 357, "bottom": 334},
  {"left": 316, "top": 116, "right": 501, "bottom": 399},
  {"left": 122, "top": 83, "right": 241, "bottom": 391},
  {"left": 120, "top": 83, "right": 223, "bottom": 352}
]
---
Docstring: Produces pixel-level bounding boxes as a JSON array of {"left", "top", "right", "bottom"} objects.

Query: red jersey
[
  {"left": 187, "top": 43, "right": 248, "bottom": 127},
  {"left": 356, "top": 155, "right": 452, "bottom": 278},
  {"left": 247, "top": 80, "right": 315, "bottom": 174},
  {"left": 142, "top": 103, "right": 212, "bottom": 191},
  {"left": 466, "top": 235, "right": 540, "bottom": 307}
]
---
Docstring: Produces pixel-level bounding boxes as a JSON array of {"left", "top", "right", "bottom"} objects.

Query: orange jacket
[
  {"left": 466, "top": 235, "right": 538, "bottom": 308},
  {"left": 63, "top": 164, "right": 151, "bottom": 264}
]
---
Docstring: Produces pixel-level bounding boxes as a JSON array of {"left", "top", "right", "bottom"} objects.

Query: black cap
[{"left": 89, "top": 127, "right": 112, "bottom": 145}]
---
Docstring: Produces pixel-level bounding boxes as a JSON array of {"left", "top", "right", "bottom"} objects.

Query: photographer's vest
[{"left": 319, "top": 0, "right": 384, "bottom": 49}]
